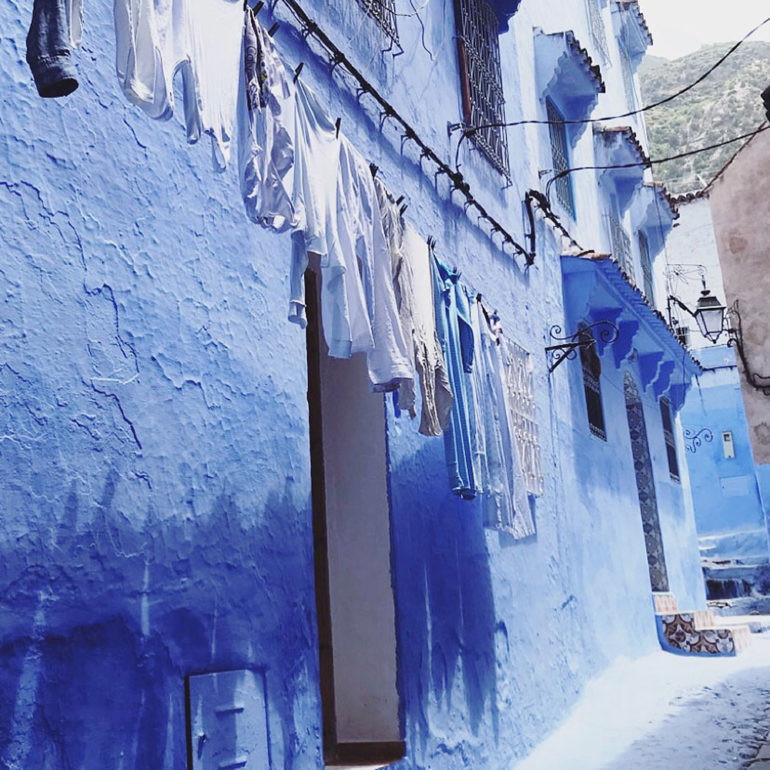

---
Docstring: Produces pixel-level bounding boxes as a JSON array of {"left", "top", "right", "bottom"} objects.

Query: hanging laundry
[
  {"left": 391, "top": 220, "right": 452, "bottom": 436},
  {"left": 285, "top": 77, "right": 343, "bottom": 329},
  {"left": 238, "top": 10, "right": 296, "bottom": 231},
  {"left": 433, "top": 258, "right": 476, "bottom": 498},
  {"left": 281, "top": 76, "right": 411, "bottom": 390},
  {"left": 330, "top": 137, "right": 413, "bottom": 391},
  {"left": 469, "top": 299, "right": 534, "bottom": 539},
  {"left": 114, "top": 0, "right": 243, "bottom": 170},
  {"left": 27, "top": 0, "right": 83, "bottom": 98}
]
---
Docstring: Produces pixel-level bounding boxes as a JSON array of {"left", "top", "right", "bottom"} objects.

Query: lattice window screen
[
  {"left": 355, "top": 0, "right": 399, "bottom": 43},
  {"left": 454, "top": 0, "right": 510, "bottom": 177},
  {"left": 546, "top": 99, "right": 576, "bottom": 218},
  {"left": 586, "top": 0, "right": 609, "bottom": 60},
  {"left": 502, "top": 339, "right": 544, "bottom": 496}
]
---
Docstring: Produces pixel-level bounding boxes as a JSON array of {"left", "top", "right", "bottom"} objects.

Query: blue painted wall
[
  {"left": 680, "top": 345, "right": 770, "bottom": 562},
  {"left": 1, "top": 0, "right": 706, "bottom": 768}
]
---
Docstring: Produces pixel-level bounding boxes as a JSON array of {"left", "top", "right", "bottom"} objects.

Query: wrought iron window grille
[
  {"left": 502, "top": 340, "right": 545, "bottom": 496},
  {"left": 586, "top": 0, "right": 609, "bottom": 61},
  {"left": 639, "top": 231, "right": 654, "bottom": 304},
  {"left": 606, "top": 211, "right": 633, "bottom": 277},
  {"left": 659, "top": 397, "right": 680, "bottom": 481},
  {"left": 453, "top": 0, "right": 510, "bottom": 178},
  {"left": 546, "top": 99, "right": 575, "bottom": 218},
  {"left": 355, "top": 0, "right": 399, "bottom": 44}
]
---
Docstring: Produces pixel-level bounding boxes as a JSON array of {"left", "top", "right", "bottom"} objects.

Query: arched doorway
[{"left": 624, "top": 372, "right": 669, "bottom": 592}]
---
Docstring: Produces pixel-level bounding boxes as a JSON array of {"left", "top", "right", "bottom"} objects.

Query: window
[
  {"left": 638, "top": 231, "right": 654, "bottom": 303},
  {"left": 620, "top": 45, "right": 637, "bottom": 109},
  {"left": 607, "top": 207, "right": 632, "bottom": 276},
  {"left": 585, "top": 0, "right": 609, "bottom": 60},
  {"left": 454, "top": 0, "right": 510, "bottom": 176},
  {"left": 579, "top": 328, "right": 606, "bottom": 440},
  {"left": 659, "top": 397, "right": 680, "bottom": 481},
  {"left": 547, "top": 99, "right": 576, "bottom": 218},
  {"left": 502, "top": 339, "right": 544, "bottom": 495},
  {"left": 355, "top": 0, "right": 399, "bottom": 43},
  {"left": 722, "top": 431, "right": 736, "bottom": 459}
]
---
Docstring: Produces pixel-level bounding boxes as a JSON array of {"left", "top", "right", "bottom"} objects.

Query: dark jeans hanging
[{"left": 26, "top": 0, "right": 79, "bottom": 98}]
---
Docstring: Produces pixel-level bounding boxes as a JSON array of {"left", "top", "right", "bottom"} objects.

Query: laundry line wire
[
  {"left": 253, "top": 0, "right": 532, "bottom": 264},
  {"left": 451, "top": 13, "right": 770, "bottom": 162}
]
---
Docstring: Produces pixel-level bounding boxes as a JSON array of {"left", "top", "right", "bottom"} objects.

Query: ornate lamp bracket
[
  {"left": 683, "top": 427, "right": 714, "bottom": 453},
  {"left": 545, "top": 320, "right": 619, "bottom": 374}
]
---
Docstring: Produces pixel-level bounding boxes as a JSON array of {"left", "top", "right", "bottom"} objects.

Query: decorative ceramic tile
[
  {"left": 625, "top": 374, "right": 669, "bottom": 592},
  {"left": 657, "top": 613, "right": 736, "bottom": 656}
]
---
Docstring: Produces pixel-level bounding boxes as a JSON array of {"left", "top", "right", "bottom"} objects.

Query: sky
[{"left": 639, "top": 0, "right": 770, "bottom": 59}]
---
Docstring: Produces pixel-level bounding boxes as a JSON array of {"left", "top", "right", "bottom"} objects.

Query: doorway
[
  {"left": 305, "top": 271, "right": 404, "bottom": 767},
  {"left": 623, "top": 372, "right": 670, "bottom": 592}
]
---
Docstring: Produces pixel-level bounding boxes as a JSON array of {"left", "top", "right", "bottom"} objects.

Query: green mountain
[{"left": 638, "top": 41, "right": 770, "bottom": 195}]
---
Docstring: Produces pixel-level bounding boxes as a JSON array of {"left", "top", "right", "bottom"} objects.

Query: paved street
[{"left": 515, "top": 631, "right": 770, "bottom": 770}]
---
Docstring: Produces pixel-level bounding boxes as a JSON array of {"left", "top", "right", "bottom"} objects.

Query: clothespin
[
  {"left": 399, "top": 203, "right": 408, "bottom": 216},
  {"left": 395, "top": 195, "right": 405, "bottom": 206},
  {"left": 335, "top": 117, "right": 342, "bottom": 139},
  {"left": 268, "top": 21, "right": 279, "bottom": 36},
  {"left": 369, "top": 163, "right": 379, "bottom": 179},
  {"left": 293, "top": 62, "right": 304, "bottom": 83},
  {"left": 253, "top": 0, "right": 264, "bottom": 13}
]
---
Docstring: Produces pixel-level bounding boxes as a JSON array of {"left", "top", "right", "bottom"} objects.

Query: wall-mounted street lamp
[
  {"left": 668, "top": 279, "right": 770, "bottom": 396},
  {"left": 668, "top": 278, "right": 727, "bottom": 345}
]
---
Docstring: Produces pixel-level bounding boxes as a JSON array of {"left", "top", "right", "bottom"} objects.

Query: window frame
[
  {"left": 579, "top": 327, "right": 607, "bottom": 440},
  {"left": 638, "top": 231, "right": 655, "bottom": 304},
  {"left": 453, "top": 0, "right": 511, "bottom": 177},
  {"left": 659, "top": 397, "right": 680, "bottom": 482}
]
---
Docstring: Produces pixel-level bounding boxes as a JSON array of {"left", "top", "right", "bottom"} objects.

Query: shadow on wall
[
  {"left": 0, "top": 471, "right": 319, "bottom": 770},
  {"left": 388, "top": 440, "right": 499, "bottom": 765}
]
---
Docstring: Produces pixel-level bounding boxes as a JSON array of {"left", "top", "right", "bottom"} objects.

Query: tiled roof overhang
[
  {"left": 535, "top": 30, "right": 606, "bottom": 121},
  {"left": 616, "top": 0, "right": 653, "bottom": 60},
  {"left": 637, "top": 181, "right": 678, "bottom": 256},
  {"left": 594, "top": 125, "right": 650, "bottom": 209},
  {"left": 561, "top": 253, "right": 701, "bottom": 410},
  {"left": 490, "top": 0, "right": 523, "bottom": 32}
]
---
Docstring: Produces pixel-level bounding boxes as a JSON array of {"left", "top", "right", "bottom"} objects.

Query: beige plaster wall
[{"left": 709, "top": 131, "right": 770, "bottom": 464}]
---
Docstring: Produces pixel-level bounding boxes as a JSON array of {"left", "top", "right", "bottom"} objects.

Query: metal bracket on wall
[
  {"left": 545, "top": 320, "right": 619, "bottom": 374},
  {"left": 683, "top": 427, "right": 714, "bottom": 453}
]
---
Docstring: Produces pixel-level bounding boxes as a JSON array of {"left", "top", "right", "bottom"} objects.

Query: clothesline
[{"left": 260, "top": 0, "right": 533, "bottom": 264}]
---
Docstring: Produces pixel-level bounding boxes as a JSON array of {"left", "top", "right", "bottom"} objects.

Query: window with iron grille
[
  {"left": 546, "top": 99, "right": 576, "bottom": 218},
  {"left": 453, "top": 0, "right": 510, "bottom": 177},
  {"left": 502, "top": 339, "right": 545, "bottom": 496},
  {"left": 355, "top": 0, "right": 399, "bottom": 43},
  {"left": 639, "top": 231, "right": 655, "bottom": 304},
  {"left": 620, "top": 45, "right": 637, "bottom": 109},
  {"left": 579, "top": 328, "right": 606, "bottom": 440},
  {"left": 585, "top": 0, "right": 609, "bottom": 60},
  {"left": 659, "top": 397, "right": 680, "bottom": 481},
  {"left": 607, "top": 209, "right": 633, "bottom": 276}
]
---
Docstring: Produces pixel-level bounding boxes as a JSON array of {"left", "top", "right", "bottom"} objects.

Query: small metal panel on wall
[{"left": 187, "top": 669, "right": 270, "bottom": 770}]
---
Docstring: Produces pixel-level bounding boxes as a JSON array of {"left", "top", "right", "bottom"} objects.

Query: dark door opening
[
  {"left": 624, "top": 372, "right": 669, "bottom": 592},
  {"left": 305, "top": 271, "right": 404, "bottom": 767}
]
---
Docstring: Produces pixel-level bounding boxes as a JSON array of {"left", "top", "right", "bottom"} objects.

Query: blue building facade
[
  {"left": 662, "top": 196, "right": 770, "bottom": 566},
  {"left": 1, "top": 0, "right": 709, "bottom": 768}
]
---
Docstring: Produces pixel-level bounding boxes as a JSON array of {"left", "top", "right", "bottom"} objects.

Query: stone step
[
  {"left": 652, "top": 592, "right": 678, "bottom": 614},
  {"left": 655, "top": 612, "right": 750, "bottom": 656},
  {"left": 693, "top": 609, "right": 717, "bottom": 630}
]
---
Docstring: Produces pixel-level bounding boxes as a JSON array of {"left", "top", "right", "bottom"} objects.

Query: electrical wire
[
  {"left": 544, "top": 123, "right": 770, "bottom": 200},
  {"left": 454, "top": 13, "right": 770, "bottom": 166}
]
